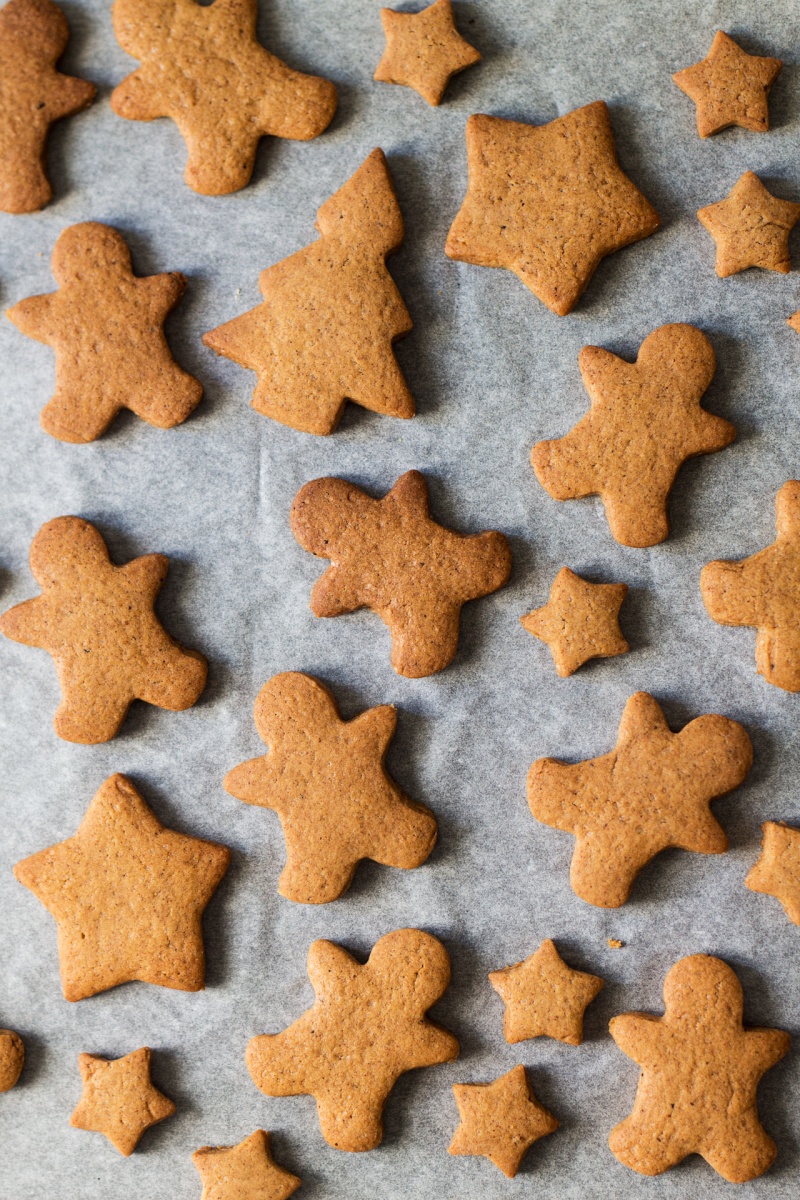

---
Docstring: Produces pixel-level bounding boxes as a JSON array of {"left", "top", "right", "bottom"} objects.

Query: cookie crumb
[{"left": 608, "top": 939, "right": 624, "bottom": 949}]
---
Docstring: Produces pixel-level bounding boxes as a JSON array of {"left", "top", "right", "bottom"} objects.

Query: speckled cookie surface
[
  {"left": 697, "top": 171, "right": 800, "bottom": 277},
  {"left": 448, "top": 1064, "right": 558, "bottom": 1178},
  {"left": 488, "top": 938, "right": 604, "bottom": 1046},
  {"left": 193, "top": 1130, "right": 301, "bottom": 1200},
  {"left": 374, "top": 0, "right": 480, "bottom": 106},
  {"left": 520, "top": 567, "right": 628, "bottom": 676},
  {"left": 70, "top": 1047, "right": 175, "bottom": 1156},
  {"left": 673, "top": 31, "right": 781, "bottom": 137},
  {"left": 0, "top": 1030, "right": 24, "bottom": 1092}
]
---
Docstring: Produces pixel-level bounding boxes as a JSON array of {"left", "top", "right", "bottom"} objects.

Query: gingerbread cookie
[
  {"left": 701, "top": 481, "right": 800, "bottom": 691},
  {"left": 70, "top": 1048, "right": 175, "bottom": 1156},
  {"left": 521, "top": 568, "right": 628, "bottom": 676},
  {"left": 0, "top": 516, "right": 207, "bottom": 743},
  {"left": 745, "top": 821, "right": 800, "bottom": 924},
  {"left": 204, "top": 149, "right": 414, "bottom": 435},
  {"left": 531, "top": 324, "right": 736, "bottom": 548},
  {"left": 7, "top": 223, "right": 203, "bottom": 443},
  {"left": 489, "top": 938, "right": 604, "bottom": 1046},
  {"left": 609, "top": 954, "right": 790, "bottom": 1182},
  {"left": 527, "top": 692, "right": 752, "bottom": 908},
  {"left": 14, "top": 773, "right": 230, "bottom": 1000},
  {"left": 445, "top": 101, "right": 660, "bottom": 316},
  {"left": 448, "top": 1065, "right": 558, "bottom": 1178},
  {"left": 673, "top": 32, "right": 781, "bottom": 138},
  {"left": 246, "top": 929, "right": 458, "bottom": 1151},
  {"left": 111, "top": 0, "right": 336, "bottom": 195},
  {"left": 193, "top": 1130, "right": 300, "bottom": 1200},
  {"left": 374, "top": 0, "right": 480, "bottom": 106},
  {"left": 0, "top": 0, "right": 95, "bottom": 214},
  {"left": 697, "top": 172, "right": 800, "bottom": 277},
  {"left": 0, "top": 1030, "right": 24, "bottom": 1092},
  {"left": 224, "top": 672, "right": 437, "bottom": 904},
  {"left": 290, "top": 470, "right": 511, "bottom": 677}
]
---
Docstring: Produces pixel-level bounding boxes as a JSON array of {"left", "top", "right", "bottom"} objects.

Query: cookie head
[{"left": 50, "top": 222, "right": 133, "bottom": 284}]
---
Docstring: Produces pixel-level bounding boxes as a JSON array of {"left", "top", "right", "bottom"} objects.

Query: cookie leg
[{"left": 180, "top": 125, "right": 260, "bottom": 196}]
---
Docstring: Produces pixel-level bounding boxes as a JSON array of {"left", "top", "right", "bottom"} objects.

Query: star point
[
  {"left": 374, "top": 0, "right": 480, "bottom": 106},
  {"left": 489, "top": 939, "right": 604, "bottom": 1046},
  {"left": 698, "top": 172, "right": 800, "bottom": 278},
  {"left": 448, "top": 1064, "right": 558, "bottom": 1178},
  {"left": 673, "top": 31, "right": 781, "bottom": 138},
  {"left": 192, "top": 1130, "right": 301, "bottom": 1200},
  {"left": 521, "top": 567, "right": 628, "bottom": 676},
  {"left": 70, "top": 1047, "right": 175, "bottom": 1156},
  {"left": 745, "top": 821, "right": 800, "bottom": 924}
]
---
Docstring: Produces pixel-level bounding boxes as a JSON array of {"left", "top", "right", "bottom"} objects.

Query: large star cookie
[
  {"left": 673, "top": 32, "right": 781, "bottom": 137},
  {"left": 7, "top": 222, "right": 203, "bottom": 443},
  {"left": 745, "top": 821, "right": 800, "bottom": 924},
  {"left": 489, "top": 938, "right": 604, "bottom": 1046},
  {"left": 532, "top": 324, "right": 736, "bottom": 548},
  {"left": 697, "top": 172, "right": 800, "bottom": 277},
  {"left": 445, "top": 101, "right": 659, "bottom": 315},
  {"left": 527, "top": 692, "right": 752, "bottom": 908},
  {"left": 193, "top": 1130, "right": 301, "bottom": 1200},
  {"left": 110, "top": 0, "right": 336, "bottom": 195},
  {"left": 0, "top": 1030, "right": 24, "bottom": 1092},
  {"left": 204, "top": 150, "right": 414, "bottom": 434},
  {"left": 0, "top": 0, "right": 95, "bottom": 213},
  {"left": 0, "top": 516, "right": 207, "bottom": 743},
  {"left": 448, "top": 1065, "right": 558, "bottom": 1178},
  {"left": 521, "top": 567, "right": 628, "bottom": 676},
  {"left": 701, "top": 481, "right": 800, "bottom": 691},
  {"left": 70, "top": 1048, "right": 175, "bottom": 1155},
  {"left": 246, "top": 929, "right": 458, "bottom": 1151},
  {"left": 224, "top": 672, "right": 437, "bottom": 903},
  {"left": 14, "top": 773, "right": 230, "bottom": 1000},
  {"left": 374, "top": 0, "right": 480, "bottom": 106},
  {"left": 610, "top": 955, "right": 790, "bottom": 1182}
]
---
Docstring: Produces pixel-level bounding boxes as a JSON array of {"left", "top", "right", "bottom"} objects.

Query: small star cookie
[
  {"left": 246, "top": 928, "right": 458, "bottom": 1151},
  {"left": 673, "top": 32, "right": 781, "bottom": 138},
  {"left": 111, "top": 0, "right": 336, "bottom": 195},
  {"left": 70, "top": 1048, "right": 175, "bottom": 1156},
  {"left": 192, "top": 1130, "right": 301, "bottom": 1200},
  {"left": 527, "top": 692, "right": 752, "bottom": 908},
  {"left": 489, "top": 939, "right": 604, "bottom": 1046},
  {"left": 610, "top": 954, "right": 790, "bottom": 1182},
  {"left": 14, "top": 773, "right": 230, "bottom": 1000},
  {"left": 521, "top": 567, "right": 628, "bottom": 676},
  {"left": 7, "top": 222, "right": 203, "bottom": 443},
  {"left": 532, "top": 324, "right": 736, "bottom": 548},
  {"left": 374, "top": 0, "right": 480, "bottom": 106},
  {"left": 448, "top": 1064, "right": 558, "bottom": 1178},
  {"left": 697, "top": 172, "right": 800, "bottom": 277},
  {"left": 445, "top": 101, "right": 660, "bottom": 315},
  {"left": 745, "top": 821, "right": 800, "bottom": 925},
  {"left": 0, "top": 1030, "right": 24, "bottom": 1092},
  {"left": 224, "top": 672, "right": 437, "bottom": 903},
  {"left": 0, "top": 0, "right": 95, "bottom": 213}
]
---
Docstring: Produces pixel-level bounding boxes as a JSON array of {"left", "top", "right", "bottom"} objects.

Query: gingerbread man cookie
[
  {"left": 521, "top": 568, "right": 629, "bottom": 676},
  {"left": 697, "top": 172, "right": 800, "bottom": 277},
  {"left": 673, "top": 32, "right": 781, "bottom": 137},
  {"left": 193, "top": 1130, "right": 301, "bottom": 1200},
  {"left": 746, "top": 821, "right": 800, "bottom": 924},
  {"left": 374, "top": 0, "right": 480, "bottom": 106},
  {"left": 0, "top": 1030, "right": 24, "bottom": 1092},
  {"left": 449, "top": 1065, "right": 558, "bottom": 1178},
  {"left": 70, "top": 1047, "right": 175, "bottom": 1156},
  {"left": 489, "top": 938, "right": 604, "bottom": 1046}
]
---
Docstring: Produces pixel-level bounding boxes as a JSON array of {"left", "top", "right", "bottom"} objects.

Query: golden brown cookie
[
  {"left": 609, "top": 954, "right": 790, "bottom": 1182},
  {"left": 192, "top": 1130, "right": 301, "bottom": 1200},
  {"left": 0, "top": 1030, "right": 24, "bottom": 1092},
  {"left": 14, "top": 773, "right": 230, "bottom": 1001},
  {"left": 745, "top": 821, "right": 800, "bottom": 924},
  {"left": 521, "top": 567, "right": 628, "bottom": 676},
  {"left": 70, "top": 1047, "right": 175, "bottom": 1156},
  {"left": 204, "top": 149, "right": 413, "bottom": 435},
  {"left": 224, "top": 672, "right": 437, "bottom": 903},
  {"left": 290, "top": 470, "right": 511, "bottom": 677},
  {"left": 374, "top": 0, "right": 480, "bottom": 106},
  {"left": 7, "top": 223, "right": 203, "bottom": 443},
  {"left": 697, "top": 172, "right": 800, "bottom": 278},
  {"left": 0, "top": 516, "right": 207, "bottom": 743},
  {"left": 488, "top": 938, "right": 604, "bottom": 1046},
  {"left": 110, "top": 0, "right": 336, "bottom": 195},
  {"left": 0, "top": 0, "right": 95, "bottom": 214},
  {"left": 246, "top": 928, "right": 458, "bottom": 1152},
  {"left": 448, "top": 1064, "right": 558, "bottom": 1178},
  {"left": 701, "top": 481, "right": 800, "bottom": 691},
  {"left": 444, "top": 101, "right": 660, "bottom": 316},
  {"left": 673, "top": 32, "right": 781, "bottom": 138},
  {"left": 531, "top": 324, "right": 736, "bottom": 548},
  {"left": 527, "top": 692, "right": 752, "bottom": 908}
]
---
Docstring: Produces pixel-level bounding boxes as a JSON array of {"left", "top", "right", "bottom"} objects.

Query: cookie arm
[
  {"left": 48, "top": 71, "right": 96, "bottom": 121},
  {"left": 700, "top": 558, "right": 762, "bottom": 626},
  {"left": 609, "top": 1012, "right": 661, "bottom": 1066},
  {"left": 111, "top": 68, "right": 169, "bottom": 122},
  {"left": 7, "top": 292, "right": 60, "bottom": 343}
]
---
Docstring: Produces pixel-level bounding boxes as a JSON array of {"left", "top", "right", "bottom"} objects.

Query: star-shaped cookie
[
  {"left": 673, "top": 31, "right": 781, "bottom": 138},
  {"left": 701, "top": 481, "right": 800, "bottom": 691},
  {"left": 445, "top": 101, "right": 660, "bottom": 315},
  {"left": 70, "top": 1047, "right": 175, "bottom": 1156},
  {"left": 448, "top": 1064, "right": 558, "bottom": 1178},
  {"left": 0, "top": 516, "right": 207, "bottom": 743},
  {"left": 697, "top": 172, "right": 800, "bottom": 278},
  {"left": 488, "top": 939, "right": 604, "bottom": 1046},
  {"left": 290, "top": 470, "right": 511, "bottom": 677},
  {"left": 224, "top": 672, "right": 437, "bottom": 903},
  {"left": 532, "top": 323, "right": 736, "bottom": 548},
  {"left": 0, "top": 1030, "right": 24, "bottom": 1092},
  {"left": 0, "top": 0, "right": 95, "bottom": 213},
  {"left": 609, "top": 955, "right": 790, "bottom": 1182},
  {"left": 14, "top": 773, "right": 230, "bottom": 1000},
  {"left": 527, "top": 692, "right": 753, "bottom": 908},
  {"left": 374, "top": 0, "right": 480, "bottom": 106},
  {"left": 204, "top": 150, "right": 414, "bottom": 435},
  {"left": 521, "top": 568, "right": 628, "bottom": 676},
  {"left": 246, "top": 928, "right": 458, "bottom": 1151},
  {"left": 745, "top": 821, "right": 800, "bottom": 925},
  {"left": 192, "top": 1130, "right": 301, "bottom": 1200},
  {"left": 111, "top": 0, "right": 336, "bottom": 195}
]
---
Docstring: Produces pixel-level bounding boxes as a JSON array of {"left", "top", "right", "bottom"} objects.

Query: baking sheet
[{"left": 2, "top": 0, "right": 800, "bottom": 1195}]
